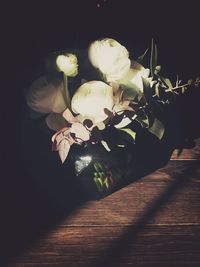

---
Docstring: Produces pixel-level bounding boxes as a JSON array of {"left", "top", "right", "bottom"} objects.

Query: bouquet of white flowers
[{"left": 25, "top": 38, "right": 199, "bottom": 199}]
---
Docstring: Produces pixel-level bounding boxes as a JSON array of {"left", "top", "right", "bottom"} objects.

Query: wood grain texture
[
  {"left": 4, "top": 140, "right": 200, "bottom": 267},
  {"left": 9, "top": 226, "right": 200, "bottom": 267},
  {"left": 60, "top": 165, "right": 200, "bottom": 226},
  {"left": 171, "top": 138, "right": 200, "bottom": 160}
]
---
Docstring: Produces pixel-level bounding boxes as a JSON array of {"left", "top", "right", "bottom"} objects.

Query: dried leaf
[{"left": 58, "top": 139, "right": 70, "bottom": 163}]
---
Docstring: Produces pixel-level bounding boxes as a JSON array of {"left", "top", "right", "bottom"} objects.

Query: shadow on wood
[{"left": 94, "top": 159, "right": 200, "bottom": 267}]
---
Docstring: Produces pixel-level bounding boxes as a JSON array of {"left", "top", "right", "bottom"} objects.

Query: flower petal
[
  {"left": 88, "top": 38, "right": 131, "bottom": 82},
  {"left": 46, "top": 113, "right": 68, "bottom": 131},
  {"left": 56, "top": 54, "right": 78, "bottom": 77},
  {"left": 71, "top": 123, "right": 90, "bottom": 141},
  {"left": 25, "top": 76, "right": 67, "bottom": 114},
  {"left": 71, "top": 81, "right": 113, "bottom": 123},
  {"left": 62, "top": 108, "right": 78, "bottom": 123}
]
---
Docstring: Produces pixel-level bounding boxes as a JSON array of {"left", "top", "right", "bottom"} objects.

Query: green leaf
[
  {"left": 142, "top": 117, "right": 149, "bottom": 127},
  {"left": 163, "top": 78, "right": 173, "bottom": 88},
  {"left": 136, "top": 109, "right": 149, "bottom": 128},
  {"left": 194, "top": 77, "right": 200, "bottom": 87},
  {"left": 188, "top": 79, "right": 193, "bottom": 85},
  {"left": 104, "top": 177, "right": 110, "bottom": 190},
  {"left": 154, "top": 65, "right": 161, "bottom": 75},
  {"left": 159, "top": 76, "right": 173, "bottom": 89},
  {"left": 94, "top": 162, "right": 103, "bottom": 172},
  {"left": 142, "top": 77, "right": 153, "bottom": 103},
  {"left": 114, "top": 117, "right": 132, "bottom": 129},
  {"left": 150, "top": 39, "right": 158, "bottom": 77},
  {"left": 94, "top": 177, "right": 103, "bottom": 191},
  {"left": 101, "top": 140, "right": 111, "bottom": 152},
  {"left": 137, "top": 48, "right": 149, "bottom": 63},
  {"left": 147, "top": 111, "right": 156, "bottom": 128},
  {"left": 154, "top": 82, "right": 160, "bottom": 97},
  {"left": 121, "top": 84, "right": 141, "bottom": 101},
  {"left": 119, "top": 128, "right": 136, "bottom": 141},
  {"left": 148, "top": 118, "right": 165, "bottom": 140},
  {"left": 137, "top": 116, "right": 149, "bottom": 128},
  {"left": 99, "top": 172, "right": 105, "bottom": 179}
]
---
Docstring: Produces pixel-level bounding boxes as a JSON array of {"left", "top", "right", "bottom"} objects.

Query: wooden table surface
[{"left": 2, "top": 139, "right": 200, "bottom": 267}]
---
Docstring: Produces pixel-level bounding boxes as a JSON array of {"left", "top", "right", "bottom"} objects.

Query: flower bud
[{"left": 56, "top": 53, "right": 78, "bottom": 77}]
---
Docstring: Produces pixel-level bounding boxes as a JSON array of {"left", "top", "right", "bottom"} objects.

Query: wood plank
[
  {"left": 141, "top": 160, "right": 200, "bottom": 182},
  {"left": 58, "top": 161, "right": 200, "bottom": 226},
  {"left": 4, "top": 153, "right": 200, "bottom": 267},
  {"left": 10, "top": 225, "right": 200, "bottom": 267},
  {"left": 4, "top": 160, "right": 199, "bottom": 267},
  {"left": 171, "top": 138, "right": 200, "bottom": 160}
]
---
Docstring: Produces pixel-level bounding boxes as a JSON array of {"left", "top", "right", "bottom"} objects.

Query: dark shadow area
[
  {"left": 1, "top": 1, "right": 199, "bottom": 266},
  {"left": 0, "top": 94, "right": 90, "bottom": 265}
]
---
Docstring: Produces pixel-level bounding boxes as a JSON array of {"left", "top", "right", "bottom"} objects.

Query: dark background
[
  {"left": 2, "top": 0, "right": 200, "bottom": 108},
  {"left": 0, "top": 0, "right": 199, "bottom": 265}
]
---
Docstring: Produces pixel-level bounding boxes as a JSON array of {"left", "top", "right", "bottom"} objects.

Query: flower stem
[
  {"left": 63, "top": 74, "right": 71, "bottom": 110},
  {"left": 165, "top": 82, "right": 189, "bottom": 92}
]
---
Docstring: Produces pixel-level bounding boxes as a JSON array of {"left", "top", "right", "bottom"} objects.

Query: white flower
[
  {"left": 25, "top": 76, "right": 67, "bottom": 114},
  {"left": 56, "top": 53, "right": 78, "bottom": 77},
  {"left": 119, "top": 61, "right": 150, "bottom": 93},
  {"left": 88, "top": 38, "right": 151, "bottom": 93},
  {"left": 88, "top": 38, "right": 131, "bottom": 82},
  {"left": 71, "top": 81, "right": 113, "bottom": 123}
]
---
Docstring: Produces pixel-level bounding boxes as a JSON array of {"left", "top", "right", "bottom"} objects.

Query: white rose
[
  {"left": 25, "top": 76, "right": 67, "bottom": 113},
  {"left": 119, "top": 61, "right": 150, "bottom": 93},
  {"left": 71, "top": 81, "right": 113, "bottom": 123},
  {"left": 56, "top": 53, "right": 78, "bottom": 77},
  {"left": 88, "top": 38, "right": 131, "bottom": 82}
]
